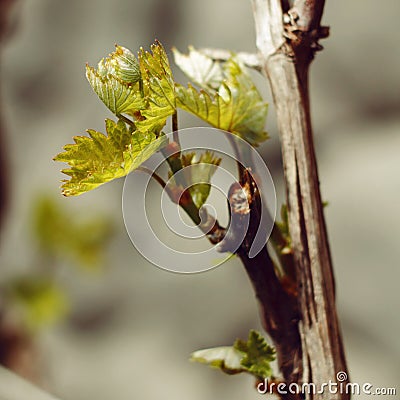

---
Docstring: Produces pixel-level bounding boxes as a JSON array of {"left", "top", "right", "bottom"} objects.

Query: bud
[{"left": 108, "top": 45, "right": 141, "bottom": 84}]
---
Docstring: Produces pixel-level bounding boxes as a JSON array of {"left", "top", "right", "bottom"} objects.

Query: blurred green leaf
[
  {"left": 33, "top": 195, "right": 112, "bottom": 269},
  {"left": 54, "top": 118, "right": 167, "bottom": 196},
  {"left": 9, "top": 277, "right": 68, "bottom": 331}
]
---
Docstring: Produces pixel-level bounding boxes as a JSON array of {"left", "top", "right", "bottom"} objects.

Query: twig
[
  {"left": 117, "top": 114, "right": 136, "bottom": 129},
  {"left": 224, "top": 170, "right": 302, "bottom": 395},
  {"left": 137, "top": 166, "right": 167, "bottom": 189},
  {"left": 172, "top": 111, "right": 180, "bottom": 148}
]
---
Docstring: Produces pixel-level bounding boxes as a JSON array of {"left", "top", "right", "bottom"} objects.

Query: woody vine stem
[
  {"left": 249, "top": 0, "right": 349, "bottom": 398},
  {"left": 206, "top": 1, "right": 350, "bottom": 399}
]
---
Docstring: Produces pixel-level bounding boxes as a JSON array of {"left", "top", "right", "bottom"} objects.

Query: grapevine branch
[
  {"left": 201, "top": 1, "right": 349, "bottom": 399},
  {"left": 251, "top": 0, "right": 349, "bottom": 398}
]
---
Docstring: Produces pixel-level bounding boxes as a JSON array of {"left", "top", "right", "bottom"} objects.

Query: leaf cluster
[{"left": 55, "top": 42, "right": 268, "bottom": 201}]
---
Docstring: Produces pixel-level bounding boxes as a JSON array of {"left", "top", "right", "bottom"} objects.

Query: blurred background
[{"left": 0, "top": 0, "right": 399, "bottom": 399}]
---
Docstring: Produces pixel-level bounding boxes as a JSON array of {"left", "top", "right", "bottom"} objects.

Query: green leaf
[
  {"left": 54, "top": 118, "right": 167, "bottom": 196},
  {"left": 105, "top": 45, "right": 141, "bottom": 84},
  {"left": 9, "top": 277, "right": 68, "bottom": 330},
  {"left": 175, "top": 55, "right": 268, "bottom": 146},
  {"left": 234, "top": 330, "right": 276, "bottom": 379},
  {"left": 181, "top": 151, "right": 221, "bottom": 208},
  {"left": 172, "top": 46, "right": 224, "bottom": 90},
  {"left": 136, "top": 41, "right": 176, "bottom": 134},
  {"left": 191, "top": 330, "right": 275, "bottom": 380},
  {"left": 86, "top": 45, "right": 144, "bottom": 115},
  {"left": 86, "top": 41, "right": 176, "bottom": 134},
  {"left": 33, "top": 195, "right": 112, "bottom": 269}
]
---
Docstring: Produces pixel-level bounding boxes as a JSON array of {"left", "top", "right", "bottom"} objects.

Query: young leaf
[
  {"left": 54, "top": 119, "right": 167, "bottom": 196},
  {"left": 191, "top": 346, "right": 245, "bottom": 375},
  {"left": 87, "top": 41, "right": 176, "bottom": 134},
  {"left": 191, "top": 330, "right": 275, "bottom": 380},
  {"left": 106, "top": 45, "right": 141, "bottom": 84},
  {"left": 86, "top": 45, "right": 144, "bottom": 115},
  {"left": 181, "top": 151, "right": 221, "bottom": 209},
  {"left": 234, "top": 330, "right": 276, "bottom": 379},
  {"left": 136, "top": 41, "right": 176, "bottom": 134},
  {"left": 172, "top": 46, "right": 224, "bottom": 90},
  {"left": 175, "top": 58, "right": 268, "bottom": 146}
]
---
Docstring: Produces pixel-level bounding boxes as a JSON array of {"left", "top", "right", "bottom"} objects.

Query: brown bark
[{"left": 224, "top": 171, "right": 302, "bottom": 388}]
